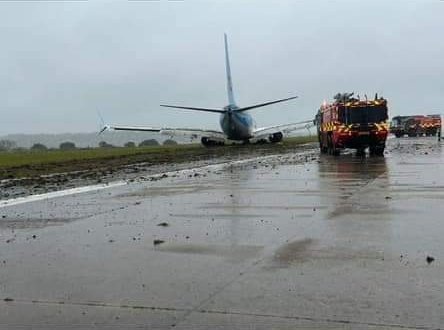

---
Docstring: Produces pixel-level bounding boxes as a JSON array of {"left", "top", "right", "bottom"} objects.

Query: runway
[{"left": 1, "top": 137, "right": 443, "bottom": 329}]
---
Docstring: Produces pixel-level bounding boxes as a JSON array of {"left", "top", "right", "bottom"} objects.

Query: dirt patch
[
  {"left": 272, "top": 238, "right": 315, "bottom": 266},
  {"left": 0, "top": 217, "right": 78, "bottom": 229},
  {"left": 155, "top": 243, "right": 263, "bottom": 262},
  {"left": 269, "top": 239, "right": 384, "bottom": 269}
]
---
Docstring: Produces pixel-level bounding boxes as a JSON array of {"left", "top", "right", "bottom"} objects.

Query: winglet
[
  {"left": 98, "top": 125, "right": 109, "bottom": 135},
  {"left": 97, "top": 110, "right": 109, "bottom": 135}
]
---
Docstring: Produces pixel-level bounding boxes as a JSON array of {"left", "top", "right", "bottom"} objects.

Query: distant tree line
[
  {"left": 99, "top": 139, "right": 177, "bottom": 148},
  {"left": 0, "top": 139, "right": 17, "bottom": 151},
  {"left": 0, "top": 138, "right": 178, "bottom": 152},
  {"left": 30, "top": 143, "right": 48, "bottom": 151},
  {"left": 59, "top": 141, "right": 76, "bottom": 150}
]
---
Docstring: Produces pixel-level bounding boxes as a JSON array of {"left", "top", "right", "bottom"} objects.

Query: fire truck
[
  {"left": 315, "top": 93, "right": 389, "bottom": 156},
  {"left": 390, "top": 115, "right": 441, "bottom": 137}
]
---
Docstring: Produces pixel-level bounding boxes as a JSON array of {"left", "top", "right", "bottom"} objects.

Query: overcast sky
[{"left": 1, "top": 0, "right": 443, "bottom": 134}]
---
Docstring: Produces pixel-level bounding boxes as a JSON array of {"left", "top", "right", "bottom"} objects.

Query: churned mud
[{"left": 0, "top": 141, "right": 317, "bottom": 201}]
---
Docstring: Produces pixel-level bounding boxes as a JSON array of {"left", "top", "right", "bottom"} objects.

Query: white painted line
[{"left": 0, "top": 181, "right": 126, "bottom": 208}]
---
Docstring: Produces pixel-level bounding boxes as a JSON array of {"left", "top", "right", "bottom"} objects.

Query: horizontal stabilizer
[
  {"left": 235, "top": 96, "right": 298, "bottom": 112},
  {"left": 110, "top": 126, "right": 161, "bottom": 132},
  {"left": 160, "top": 104, "right": 225, "bottom": 114},
  {"left": 102, "top": 124, "right": 162, "bottom": 133}
]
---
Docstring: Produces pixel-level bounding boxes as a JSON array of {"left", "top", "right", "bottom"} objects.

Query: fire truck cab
[{"left": 315, "top": 94, "right": 389, "bottom": 156}]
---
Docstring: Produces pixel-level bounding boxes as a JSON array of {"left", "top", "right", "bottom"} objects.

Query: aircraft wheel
[{"left": 201, "top": 137, "right": 225, "bottom": 147}]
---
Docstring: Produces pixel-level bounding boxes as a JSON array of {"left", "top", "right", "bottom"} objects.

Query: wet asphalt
[{"left": 0, "top": 137, "right": 443, "bottom": 329}]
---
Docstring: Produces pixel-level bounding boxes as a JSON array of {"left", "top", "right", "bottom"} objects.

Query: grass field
[
  {"left": 0, "top": 136, "right": 317, "bottom": 179},
  {"left": 0, "top": 144, "right": 201, "bottom": 168}
]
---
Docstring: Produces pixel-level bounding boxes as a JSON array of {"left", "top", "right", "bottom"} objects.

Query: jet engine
[{"left": 268, "top": 132, "right": 283, "bottom": 143}]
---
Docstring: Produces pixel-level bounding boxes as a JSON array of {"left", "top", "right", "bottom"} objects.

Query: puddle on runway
[
  {"left": 118, "top": 185, "right": 214, "bottom": 198},
  {"left": 389, "top": 186, "right": 444, "bottom": 191},
  {"left": 201, "top": 204, "right": 329, "bottom": 211},
  {"left": 168, "top": 213, "right": 268, "bottom": 219},
  {"left": 388, "top": 192, "right": 444, "bottom": 200},
  {"left": 327, "top": 204, "right": 415, "bottom": 219}
]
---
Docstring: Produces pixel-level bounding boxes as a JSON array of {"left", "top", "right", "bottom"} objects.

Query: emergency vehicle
[
  {"left": 390, "top": 115, "right": 441, "bottom": 137},
  {"left": 315, "top": 93, "right": 389, "bottom": 156}
]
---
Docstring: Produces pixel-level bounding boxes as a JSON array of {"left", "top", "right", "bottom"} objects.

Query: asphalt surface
[{"left": 0, "top": 137, "right": 443, "bottom": 329}]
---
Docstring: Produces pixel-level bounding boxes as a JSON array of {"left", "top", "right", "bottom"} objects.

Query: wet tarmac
[{"left": 0, "top": 137, "right": 443, "bottom": 329}]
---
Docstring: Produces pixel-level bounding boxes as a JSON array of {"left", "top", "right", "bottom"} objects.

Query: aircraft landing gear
[{"left": 201, "top": 137, "right": 225, "bottom": 147}]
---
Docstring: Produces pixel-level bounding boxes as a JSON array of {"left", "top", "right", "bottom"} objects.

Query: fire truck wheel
[
  {"left": 327, "top": 135, "right": 340, "bottom": 156},
  {"left": 327, "top": 135, "right": 333, "bottom": 155},
  {"left": 370, "top": 146, "right": 385, "bottom": 156},
  {"left": 320, "top": 142, "right": 328, "bottom": 154}
]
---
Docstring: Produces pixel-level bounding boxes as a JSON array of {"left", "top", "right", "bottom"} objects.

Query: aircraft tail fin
[{"left": 224, "top": 33, "right": 236, "bottom": 106}]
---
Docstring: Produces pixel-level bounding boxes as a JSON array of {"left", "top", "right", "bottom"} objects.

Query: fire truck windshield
[{"left": 341, "top": 106, "right": 388, "bottom": 124}]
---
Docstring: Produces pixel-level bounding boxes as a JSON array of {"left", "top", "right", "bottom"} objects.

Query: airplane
[{"left": 101, "top": 34, "right": 313, "bottom": 146}]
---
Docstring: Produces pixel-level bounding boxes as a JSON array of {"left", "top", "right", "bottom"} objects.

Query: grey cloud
[{"left": 0, "top": 0, "right": 443, "bottom": 134}]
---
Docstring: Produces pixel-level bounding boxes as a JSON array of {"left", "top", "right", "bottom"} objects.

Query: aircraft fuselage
[{"left": 219, "top": 106, "right": 254, "bottom": 140}]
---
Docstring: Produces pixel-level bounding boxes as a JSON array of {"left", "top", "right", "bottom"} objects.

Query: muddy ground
[{"left": 0, "top": 142, "right": 317, "bottom": 201}]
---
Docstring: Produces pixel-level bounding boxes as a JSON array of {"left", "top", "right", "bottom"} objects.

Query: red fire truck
[
  {"left": 315, "top": 93, "right": 389, "bottom": 156},
  {"left": 390, "top": 115, "right": 441, "bottom": 137}
]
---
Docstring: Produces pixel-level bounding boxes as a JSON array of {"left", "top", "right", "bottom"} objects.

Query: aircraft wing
[
  {"left": 253, "top": 120, "right": 315, "bottom": 137},
  {"left": 102, "top": 124, "right": 225, "bottom": 139}
]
